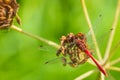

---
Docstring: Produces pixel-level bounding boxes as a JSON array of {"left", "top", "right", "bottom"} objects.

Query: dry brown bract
[
  {"left": 0, "top": 0, "right": 20, "bottom": 29},
  {"left": 57, "top": 33, "right": 91, "bottom": 67}
]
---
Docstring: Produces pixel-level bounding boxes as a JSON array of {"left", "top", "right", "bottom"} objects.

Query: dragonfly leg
[{"left": 61, "top": 57, "right": 67, "bottom": 66}]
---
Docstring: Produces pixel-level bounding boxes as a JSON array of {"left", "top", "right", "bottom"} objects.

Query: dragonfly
[
  {"left": 44, "top": 27, "right": 113, "bottom": 76},
  {"left": 44, "top": 15, "right": 112, "bottom": 76},
  {"left": 56, "top": 32, "right": 107, "bottom": 76}
]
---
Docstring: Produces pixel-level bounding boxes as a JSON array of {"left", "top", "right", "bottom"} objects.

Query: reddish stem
[{"left": 84, "top": 49, "right": 107, "bottom": 76}]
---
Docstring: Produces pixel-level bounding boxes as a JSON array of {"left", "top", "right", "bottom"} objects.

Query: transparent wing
[{"left": 85, "top": 14, "right": 113, "bottom": 56}]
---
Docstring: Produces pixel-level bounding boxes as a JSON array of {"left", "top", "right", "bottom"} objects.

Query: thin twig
[
  {"left": 96, "top": 72, "right": 105, "bottom": 80},
  {"left": 10, "top": 25, "right": 60, "bottom": 49},
  {"left": 108, "top": 66, "right": 120, "bottom": 72},
  {"left": 105, "top": 58, "right": 120, "bottom": 71},
  {"left": 81, "top": 0, "right": 102, "bottom": 61},
  {"left": 101, "top": 72, "right": 105, "bottom": 80},
  {"left": 87, "top": 59, "right": 96, "bottom": 66},
  {"left": 106, "top": 40, "right": 120, "bottom": 63},
  {"left": 109, "top": 58, "right": 120, "bottom": 66},
  {"left": 75, "top": 70, "right": 95, "bottom": 80},
  {"left": 103, "top": 0, "right": 120, "bottom": 63},
  {"left": 105, "top": 58, "right": 120, "bottom": 72}
]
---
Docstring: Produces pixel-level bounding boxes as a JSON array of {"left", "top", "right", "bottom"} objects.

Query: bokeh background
[{"left": 0, "top": 0, "right": 120, "bottom": 80}]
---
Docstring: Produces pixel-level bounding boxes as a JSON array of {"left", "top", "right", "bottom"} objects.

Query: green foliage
[{"left": 0, "top": 0, "right": 120, "bottom": 80}]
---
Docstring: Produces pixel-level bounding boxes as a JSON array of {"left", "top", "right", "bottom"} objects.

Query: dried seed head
[
  {"left": 57, "top": 33, "right": 90, "bottom": 67},
  {"left": 0, "top": 0, "right": 20, "bottom": 29}
]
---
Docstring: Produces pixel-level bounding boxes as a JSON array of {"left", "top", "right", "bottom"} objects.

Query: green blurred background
[{"left": 0, "top": 0, "right": 120, "bottom": 80}]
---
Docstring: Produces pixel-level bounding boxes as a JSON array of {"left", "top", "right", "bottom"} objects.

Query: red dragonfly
[{"left": 56, "top": 33, "right": 107, "bottom": 76}]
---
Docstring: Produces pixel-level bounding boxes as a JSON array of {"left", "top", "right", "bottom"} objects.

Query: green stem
[
  {"left": 110, "top": 58, "right": 120, "bottom": 66},
  {"left": 75, "top": 70, "right": 95, "bottom": 80},
  {"left": 81, "top": 0, "right": 102, "bottom": 61},
  {"left": 10, "top": 25, "right": 60, "bottom": 49},
  {"left": 103, "top": 0, "right": 120, "bottom": 63},
  {"left": 106, "top": 41, "right": 120, "bottom": 63},
  {"left": 108, "top": 66, "right": 120, "bottom": 72}
]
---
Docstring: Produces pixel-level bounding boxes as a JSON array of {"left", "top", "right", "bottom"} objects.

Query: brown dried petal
[{"left": 0, "top": 0, "right": 19, "bottom": 29}]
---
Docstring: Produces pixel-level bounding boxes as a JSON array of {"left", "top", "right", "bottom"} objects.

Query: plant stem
[
  {"left": 10, "top": 25, "right": 60, "bottom": 49},
  {"left": 87, "top": 59, "right": 96, "bottom": 66},
  {"left": 96, "top": 72, "right": 105, "bottom": 80},
  {"left": 11, "top": 25, "right": 96, "bottom": 67},
  {"left": 106, "top": 40, "right": 120, "bottom": 63},
  {"left": 103, "top": 0, "right": 120, "bottom": 63},
  {"left": 101, "top": 73, "right": 105, "bottom": 80},
  {"left": 81, "top": 0, "right": 102, "bottom": 61},
  {"left": 75, "top": 70, "right": 95, "bottom": 80},
  {"left": 110, "top": 58, "right": 120, "bottom": 66},
  {"left": 108, "top": 66, "right": 120, "bottom": 72}
]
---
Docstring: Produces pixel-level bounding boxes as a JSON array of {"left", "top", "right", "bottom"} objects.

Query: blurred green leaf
[{"left": 0, "top": 0, "right": 120, "bottom": 80}]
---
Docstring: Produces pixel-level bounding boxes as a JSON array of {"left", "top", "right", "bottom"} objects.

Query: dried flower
[{"left": 0, "top": 0, "right": 20, "bottom": 29}]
